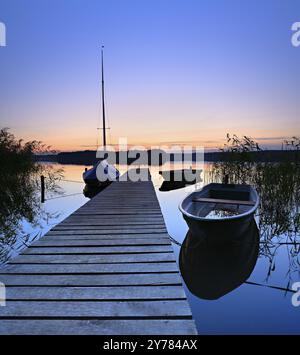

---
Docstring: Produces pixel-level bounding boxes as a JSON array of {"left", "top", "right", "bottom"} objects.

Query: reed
[
  {"left": 0, "top": 128, "right": 63, "bottom": 263},
  {"left": 210, "top": 134, "right": 300, "bottom": 283}
]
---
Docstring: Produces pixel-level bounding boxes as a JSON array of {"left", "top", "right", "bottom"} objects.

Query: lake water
[{"left": 1, "top": 163, "right": 299, "bottom": 334}]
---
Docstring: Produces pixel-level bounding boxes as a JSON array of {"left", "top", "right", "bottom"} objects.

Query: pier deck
[{"left": 0, "top": 173, "right": 197, "bottom": 335}]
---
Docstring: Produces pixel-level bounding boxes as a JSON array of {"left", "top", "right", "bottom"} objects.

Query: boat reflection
[
  {"left": 159, "top": 169, "right": 202, "bottom": 192},
  {"left": 83, "top": 184, "right": 108, "bottom": 199},
  {"left": 159, "top": 181, "right": 191, "bottom": 192},
  {"left": 179, "top": 218, "right": 259, "bottom": 300}
]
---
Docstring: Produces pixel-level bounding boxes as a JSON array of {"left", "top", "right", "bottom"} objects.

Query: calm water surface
[{"left": 1, "top": 163, "right": 299, "bottom": 334}]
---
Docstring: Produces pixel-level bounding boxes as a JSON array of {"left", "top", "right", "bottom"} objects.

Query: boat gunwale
[{"left": 178, "top": 183, "right": 259, "bottom": 222}]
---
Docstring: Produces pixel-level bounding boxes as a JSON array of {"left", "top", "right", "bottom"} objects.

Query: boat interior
[{"left": 182, "top": 184, "right": 256, "bottom": 219}]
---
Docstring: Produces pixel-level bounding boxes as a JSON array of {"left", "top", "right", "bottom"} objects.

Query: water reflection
[
  {"left": 159, "top": 181, "right": 193, "bottom": 192},
  {"left": 179, "top": 219, "right": 259, "bottom": 300},
  {"left": 83, "top": 184, "right": 108, "bottom": 198},
  {"left": 159, "top": 169, "right": 202, "bottom": 192}
]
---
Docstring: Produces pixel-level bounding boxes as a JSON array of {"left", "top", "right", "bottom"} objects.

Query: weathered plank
[
  {"left": 4, "top": 286, "right": 186, "bottom": 300},
  {"left": 41, "top": 233, "right": 170, "bottom": 240},
  {"left": 30, "top": 238, "right": 170, "bottom": 247},
  {"left": 0, "top": 320, "right": 197, "bottom": 335},
  {"left": 8, "top": 252, "right": 176, "bottom": 264},
  {"left": 70, "top": 213, "right": 161, "bottom": 216},
  {"left": 61, "top": 215, "right": 165, "bottom": 220},
  {"left": 2, "top": 262, "right": 178, "bottom": 274},
  {"left": 23, "top": 245, "right": 173, "bottom": 254},
  {"left": 64, "top": 216, "right": 165, "bottom": 221},
  {"left": 46, "top": 229, "right": 167, "bottom": 235},
  {"left": 52, "top": 225, "right": 167, "bottom": 234},
  {"left": 0, "top": 300, "right": 192, "bottom": 318},
  {"left": 0, "top": 273, "right": 182, "bottom": 286},
  {"left": 58, "top": 222, "right": 166, "bottom": 227}
]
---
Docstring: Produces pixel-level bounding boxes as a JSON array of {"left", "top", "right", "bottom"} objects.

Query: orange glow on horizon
[{"left": 31, "top": 134, "right": 292, "bottom": 152}]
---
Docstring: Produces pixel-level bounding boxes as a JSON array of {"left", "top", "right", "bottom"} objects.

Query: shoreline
[{"left": 35, "top": 149, "right": 299, "bottom": 165}]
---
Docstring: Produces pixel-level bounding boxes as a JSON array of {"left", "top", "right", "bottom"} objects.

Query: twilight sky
[{"left": 0, "top": 0, "right": 299, "bottom": 151}]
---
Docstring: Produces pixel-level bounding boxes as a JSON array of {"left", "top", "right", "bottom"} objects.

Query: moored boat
[
  {"left": 82, "top": 159, "right": 119, "bottom": 187},
  {"left": 83, "top": 46, "right": 120, "bottom": 188},
  {"left": 179, "top": 183, "right": 259, "bottom": 242}
]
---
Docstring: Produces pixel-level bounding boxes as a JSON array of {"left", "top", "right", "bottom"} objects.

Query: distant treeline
[{"left": 34, "top": 149, "right": 299, "bottom": 165}]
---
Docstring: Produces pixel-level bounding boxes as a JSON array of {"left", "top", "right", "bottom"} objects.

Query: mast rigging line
[{"left": 101, "top": 45, "right": 106, "bottom": 148}]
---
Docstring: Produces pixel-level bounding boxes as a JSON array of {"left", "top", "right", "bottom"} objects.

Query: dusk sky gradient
[{"left": 0, "top": 0, "right": 299, "bottom": 151}]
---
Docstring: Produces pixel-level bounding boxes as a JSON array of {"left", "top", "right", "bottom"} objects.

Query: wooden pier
[{"left": 0, "top": 172, "right": 197, "bottom": 335}]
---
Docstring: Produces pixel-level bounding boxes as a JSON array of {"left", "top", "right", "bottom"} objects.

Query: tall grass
[
  {"left": 210, "top": 134, "right": 300, "bottom": 283},
  {"left": 0, "top": 128, "right": 63, "bottom": 262}
]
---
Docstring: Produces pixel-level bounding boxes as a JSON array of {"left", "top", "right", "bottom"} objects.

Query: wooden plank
[
  {"left": 52, "top": 225, "right": 167, "bottom": 234},
  {"left": 63, "top": 208, "right": 163, "bottom": 216},
  {"left": 74, "top": 208, "right": 162, "bottom": 211},
  {"left": 2, "top": 262, "right": 178, "bottom": 274},
  {"left": 46, "top": 229, "right": 167, "bottom": 235},
  {"left": 24, "top": 245, "right": 173, "bottom": 254},
  {"left": 83, "top": 203, "right": 160, "bottom": 207},
  {"left": 8, "top": 252, "right": 176, "bottom": 264},
  {"left": 58, "top": 221, "right": 166, "bottom": 226},
  {"left": 4, "top": 285, "right": 186, "bottom": 300},
  {"left": 0, "top": 300, "right": 192, "bottom": 318},
  {"left": 0, "top": 320, "right": 197, "bottom": 335},
  {"left": 72, "top": 213, "right": 163, "bottom": 217},
  {"left": 192, "top": 197, "right": 255, "bottom": 206},
  {"left": 79, "top": 204, "right": 159, "bottom": 207},
  {"left": 64, "top": 215, "right": 164, "bottom": 219},
  {"left": 63, "top": 218, "right": 165, "bottom": 223},
  {"left": 42, "top": 233, "right": 170, "bottom": 240},
  {"left": 0, "top": 273, "right": 182, "bottom": 286},
  {"left": 83, "top": 202, "right": 159, "bottom": 204},
  {"left": 30, "top": 238, "right": 170, "bottom": 247}
]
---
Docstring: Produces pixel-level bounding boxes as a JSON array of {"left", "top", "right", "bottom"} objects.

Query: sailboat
[{"left": 83, "top": 46, "right": 120, "bottom": 187}]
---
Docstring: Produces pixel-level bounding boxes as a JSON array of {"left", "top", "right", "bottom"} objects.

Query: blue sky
[{"left": 0, "top": 0, "right": 299, "bottom": 150}]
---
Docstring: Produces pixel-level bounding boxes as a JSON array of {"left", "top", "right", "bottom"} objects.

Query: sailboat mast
[{"left": 101, "top": 46, "right": 106, "bottom": 148}]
